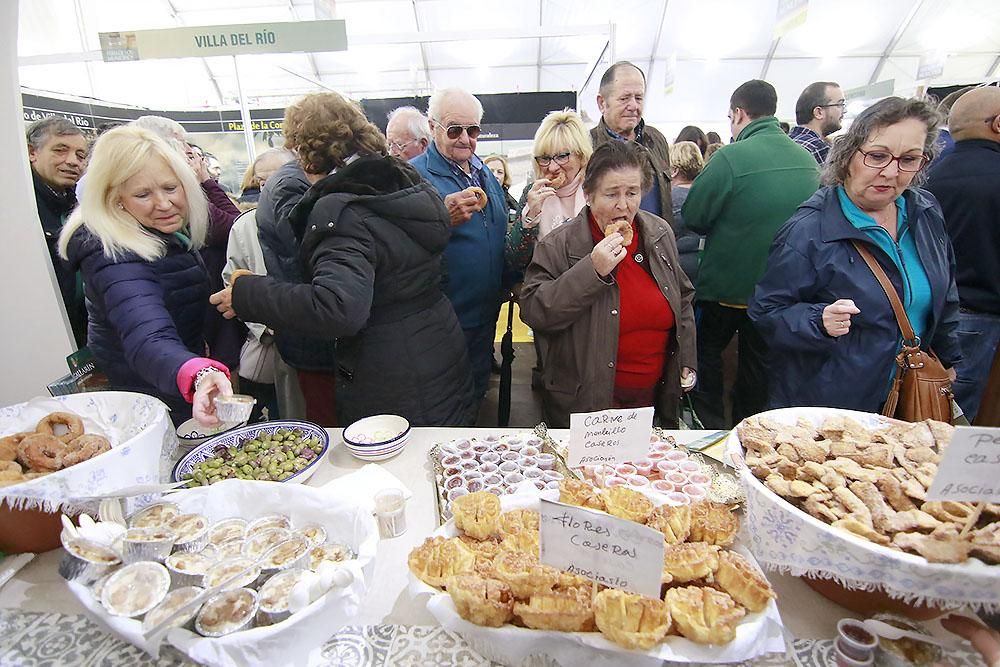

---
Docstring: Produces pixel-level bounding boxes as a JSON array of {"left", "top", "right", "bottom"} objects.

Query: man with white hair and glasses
[
  {"left": 411, "top": 87, "right": 510, "bottom": 407},
  {"left": 386, "top": 106, "right": 431, "bottom": 160}
]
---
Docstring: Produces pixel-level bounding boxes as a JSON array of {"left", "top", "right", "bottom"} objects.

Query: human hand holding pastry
[
  {"left": 444, "top": 189, "right": 484, "bottom": 226},
  {"left": 523, "top": 180, "right": 556, "bottom": 226},
  {"left": 592, "top": 233, "right": 626, "bottom": 277}
]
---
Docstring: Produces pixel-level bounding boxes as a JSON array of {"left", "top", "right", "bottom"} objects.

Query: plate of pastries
[
  {"left": 407, "top": 482, "right": 784, "bottom": 662},
  {"left": 730, "top": 409, "right": 1000, "bottom": 565},
  {"left": 0, "top": 411, "right": 112, "bottom": 486}
]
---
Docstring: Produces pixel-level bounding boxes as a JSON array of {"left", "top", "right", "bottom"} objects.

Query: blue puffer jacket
[
  {"left": 255, "top": 159, "right": 338, "bottom": 372},
  {"left": 409, "top": 143, "right": 507, "bottom": 329},
  {"left": 748, "top": 186, "right": 962, "bottom": 413},
  {"left": 65, "top": 227, "right": 210, "bottom": 418}
]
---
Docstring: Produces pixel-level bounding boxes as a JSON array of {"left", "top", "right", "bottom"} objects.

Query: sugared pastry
[
  {"left": 661, "top": 542, "right": 721, "bottom": 583},
  {"left": 603, "top": 486, "right": 654, "bottom": 524},
  {"left": 687, "top": 500, "right": 739, "bottom": 547},
  {"left": 603, "top": 221, "right": 634, "bottom": 246},
  {"left": 447, "top": 574, "right": 515, "bottom": 627},
  {"left": 465, "top": 186, "right": 488, "bottom": 211},
  {"left": 713, "top": 551, "right": 775, "bottom": 612},
  {"left": 452, "top": 491, "right": 501, "bottom": 541},
  {"left": 665, "top": 586, "right": 745, "bottom": 644},
  {"left": 513, "top": 586, "right": 595, "bottom": 632},
  {"left": 499, "top": 509, "right": 540, "bottom": 537},
  {"left": 408, "top": 536, "right": 476, "bottom": 588},
  {"left": 491, "top": 550, "right": 560, "bottom": 599},
  {"left": 594, "top": 589, "right": 671, "bottom": 650},
  {"left": 559, "top": 479, "right": 606, "bottom": 512},
  {"left": 646, "top": 504, "right": 692, "bottom": 544}
]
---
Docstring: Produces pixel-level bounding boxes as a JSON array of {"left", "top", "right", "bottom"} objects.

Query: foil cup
[
  {"left": 207, "top": 518, "right": 248, "bottom": 547},
  {"left": 127, "top": 502, "right": 181, "bottom": 529},
  {"left": 165, "top": 549, "right": 219, "bottom": 588},
  {"left": 296, "top": 524, "right": 328, "bottom": 547},
  {"left": 122, "top": 528, "right": 177, "bottom": 564},
  {"left": 100, "top": 562, "right": 171, "bottom": 619},
  {"left": 169, "top": 514, "right": 210, "bottom": 553},
  {"left": 59, "top": 538, "right": 121, "bottom": 585},
  {"left": 257, "top": 569, "right": 309, "bottom": 625},
  {"left": 259, "top": 536, "right": 311, "bottom": 577},
  {"left": 195, "top": 588, "right": 259, "bottom": 637},
  {"left": 142, "top": 586, "right": 204, "bottom": 634}
]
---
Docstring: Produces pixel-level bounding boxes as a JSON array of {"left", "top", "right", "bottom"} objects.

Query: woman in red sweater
[{"left": 519, "top": 141, "right": 697, "bottom": 427}]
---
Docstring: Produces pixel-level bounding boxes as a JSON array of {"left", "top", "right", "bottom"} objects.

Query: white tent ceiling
[{"left": 17, "top": 0, "right": 1000, "bottom": 135}]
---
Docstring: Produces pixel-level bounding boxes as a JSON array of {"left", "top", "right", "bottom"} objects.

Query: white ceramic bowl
[
  {"left": 342, "top": 415, "right": 410, "bottom": 448},
  {"left": 342, "top": 431, "right": 409, "bottom": 462}
]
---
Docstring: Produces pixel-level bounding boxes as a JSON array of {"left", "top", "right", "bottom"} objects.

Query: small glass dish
[{"left": 214, "top": 394, "right": 256, "bottom": 423}]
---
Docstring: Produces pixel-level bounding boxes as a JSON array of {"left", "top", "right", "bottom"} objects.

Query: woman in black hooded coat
[{"left": 211, "top": 92, "right": 476, "bottom": 426}]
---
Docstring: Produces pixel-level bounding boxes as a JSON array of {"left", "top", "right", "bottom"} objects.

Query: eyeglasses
[
  {"left": 433, "top": 121, "right": 481, "bottom": 140},
  {"left": 389, "top": 139, "right": 415, "bottom": 153},
  {"left": 534, "top": 152, "right": 572, "bottom": 168},
  {"left": 857, "top": 148, "right": 929, "bottom": 172},
  {"left": 819, "top": 101, "right": 847, "bottom": 110}
]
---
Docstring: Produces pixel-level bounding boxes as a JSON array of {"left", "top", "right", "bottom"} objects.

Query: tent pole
[{"left": 233, "top": 55, "right": 256, "bottom": 163}]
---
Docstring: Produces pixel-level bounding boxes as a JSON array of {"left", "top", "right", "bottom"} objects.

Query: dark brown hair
[
  {"left": 283, "top": 92, "right": 387, "bottom": 174},
  {"left": 582, "top": 141, "right": 652, "bottom": 196}
]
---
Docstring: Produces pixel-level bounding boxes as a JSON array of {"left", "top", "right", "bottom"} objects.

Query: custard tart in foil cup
[
  {"left": 257, "top": 568, "right": 309, "bottom": 625},
  {"left": 195, "top": 588, "right": 259, "bottom": 637},
  {"left": 142, "top": 586, "right": 204, "bottom": 634},
  {"left": 168, "top": 513, "right": 210, "bottom": 553},
  {"left": 100, "top": 561, "right": 171, "bottom": 618},
  {"left": 59, "top": 538, "right": 121, "bottom": 585},
  {"left": 128, "top": 502, "right": 181, "bottom": 529},
  {"left": 165, "top": 548, "right": 219, "bottom": 588},
  {"left": 122, "top": 527, "right": 177, "bottom": 564},
  {"left": 202, "top": 557, "right": 262, "bottom": 591}
]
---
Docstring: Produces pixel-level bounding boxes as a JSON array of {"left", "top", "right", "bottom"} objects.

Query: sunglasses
[{"left": 434, "top": 121, "right": 481, "bottom": 140}]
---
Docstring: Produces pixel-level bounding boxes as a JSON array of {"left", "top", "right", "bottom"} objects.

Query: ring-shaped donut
[
  {"left": 62, "top": 434, "right": 112, "bottom": 467},
  {"left": 0, "top": 432, "right": 32, "bottom": 461},
  {"left": 0, "top": 460, "right": 24, "bottom": 482},
  {"left": 16, "top": 433, "right": 67, "bottom": 473},
  {"left": 466, "top": 186, "right": 488, "bottom": 211},
  {"left": 35, "top": 411, "right": 85, "bottom": 443}
]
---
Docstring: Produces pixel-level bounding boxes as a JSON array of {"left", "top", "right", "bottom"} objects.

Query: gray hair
[
  {"left": 822, "top": 97, "right": 942, "bottom": 188},
  {"left": 132, "top": 115, "right": 187, "bottom": 143},
  {"left": 387, "top": 106, "right": 432, "bottom": 142},
  {"left": 26, "top": 116, "right": 83, "bottom": 149},
  {"left": 426, "top": 88, "right": 483, "bottom": 124}
]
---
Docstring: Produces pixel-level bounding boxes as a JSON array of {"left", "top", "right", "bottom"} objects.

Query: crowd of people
[{"left": 26, "top": 61, "right": 999, "bottom": 431}]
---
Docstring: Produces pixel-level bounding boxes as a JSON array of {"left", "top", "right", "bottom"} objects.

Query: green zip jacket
[{"left": 682, "top": 116, "right": 820, "bottom": 304}]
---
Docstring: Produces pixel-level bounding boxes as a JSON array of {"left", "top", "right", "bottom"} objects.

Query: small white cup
[{"left": 374, "top": 488, "right": 407, "bottom": 539}]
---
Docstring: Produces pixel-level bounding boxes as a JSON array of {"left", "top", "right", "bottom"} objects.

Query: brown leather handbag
[{"left": 851, "top": 241, "right": 954, "bottom": 424}]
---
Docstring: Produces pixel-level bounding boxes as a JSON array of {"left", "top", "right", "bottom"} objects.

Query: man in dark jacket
[
  {"left": 27, "top": 117, "right": 89, "bottom": 347},
  {"left": 683, "top": 79, "right": 820, "bottom": 427},
  {"left": 410, "top": 87, "right": 507, "bottom": 406},
  {"left": 255, "top": 157, "right": 338, "bottom": 426},
  {"left": 925, "top": 86, "right": 1000, "bottom": 421},
  {"left": 589, "top": 62, "right": 673, "bottom": 223}
]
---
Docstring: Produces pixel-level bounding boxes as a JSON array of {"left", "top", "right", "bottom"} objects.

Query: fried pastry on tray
[
  {"left": 665, "top": 586, "right": 745, "bottom": 645},
  {"left": 603, "top": 486, "right": 654, "bottom": 524},
  {"left": 687, "top": 501, "right": 738, "bottom": 547},
  {"left": 513, "top": 585, "right": 595, "bottom": 632},
  {"left": 646, "top": 504, "right": 691, "bottom": 544},
  {"left": 408, "top": 536, "right": 476, "bottom": 588},
  {"left": 452, "top": 491, "right": 501, "bottom": 541},
  {"left": 594, "top": 589, "right": 671, "bottom": 650},
  {"left": 892, "top": 530, "right": 971, "bottom": 564},
  {"left": 491, "top": 550, "right": 560, "bottom": 599},
  {"left": 446, "top": 574, "right": 515, "bottom": 627},
  {"left": 559, "top": 479, "right": 605, "bottom": 511},
  {"left": 661, "top": 542, "right": 721, "bottom": 583},
  {"left": 499, "top": 509, "right": 540, "bottom": 537},
  {"left": 713, "top": 551, "right": 775, "bottom": 612},
  {"left": 499, "top": 529, "right": 540, "bottom": 557}
]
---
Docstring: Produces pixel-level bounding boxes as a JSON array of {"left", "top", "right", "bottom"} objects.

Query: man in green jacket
[{"left": 682, "top": 79, "right": 820, "bottom": 428}]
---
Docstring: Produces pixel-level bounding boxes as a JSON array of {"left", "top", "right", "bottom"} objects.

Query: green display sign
[{"left": 98, "top": 19, "right": 347, "bottom": 61}]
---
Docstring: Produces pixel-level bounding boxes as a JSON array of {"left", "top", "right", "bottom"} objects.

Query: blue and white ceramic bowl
[
  {"left": 175, "top": 418, "right": 246, "bottom": 450},
  {"left": 342, "top": 439, "right": 407, "bottom": 462},
  {"left": 172, "top": 420, "right": 329, "bottom": 485},
  {"left": 342, "top": 415, "right": 410, "bottom": 448}
]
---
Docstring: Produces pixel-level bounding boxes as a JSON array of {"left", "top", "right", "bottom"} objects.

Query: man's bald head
[{"left": 950, "top": 86, "right": 1000, "bottom": 141}]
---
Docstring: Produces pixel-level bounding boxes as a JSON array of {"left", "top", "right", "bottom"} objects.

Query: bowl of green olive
[{"left": 172, "top": 420, "right": 329, "bottom": 487}]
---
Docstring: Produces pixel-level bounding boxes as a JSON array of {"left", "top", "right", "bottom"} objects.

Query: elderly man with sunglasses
[{"left": 411, "top": 87, "right": 511, "bottom": 407}]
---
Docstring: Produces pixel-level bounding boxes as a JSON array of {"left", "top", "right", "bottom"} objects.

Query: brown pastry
[
  {"left": 603, "top": 486, "right": 653, "bottom": 524},
  {"left": 491, "top": 550, "right": 559, "bottom": 599},
  {"left": 547, "top": 171, "right": 567, "bottom": 189},
  {"left": 499, "top": 509, "right": 540, "bottom": 537},
  {"left": 465, "top": 186, "right": 488, "bottom": 211},
  {"left": 665, "top": 586, "right": 745, "bottom": 644},
  {"left": 408, "top": 536, "right": 477, "bottom": 588},
  {"left": 713, "top": 551, "right": 775, "bottom": 612},
  {"left": 0, "top": 432, "right": 32, "bottom": 461},
  {"left": 661, "top": 541, "right": 721, "bottom": 583},
  {"left": 499, "top": 529, "right": 540, "bottom": 557},
  {"left": 513, "top": 586, "right": 595, "bottom": 632},
  {"left": 688, "top": 501, "right": 739, "bottom": 547},
  {"left": 558, "top": 479, "right": 605, "bottom": 512},
  {"left": 603, "top": 221, "right": 634, "bottom": 246},
  {"left": 452, "top": 491, "right": 501, "bottom": 541},
  {"left": 646, "top": 504, "right": 691, "bottom": 544},
  {"left": 446, "top": 574, "right": 515, "bottom": 627},
  {"left": 594, "top": 588, "right": 671, "bottom": 650}
]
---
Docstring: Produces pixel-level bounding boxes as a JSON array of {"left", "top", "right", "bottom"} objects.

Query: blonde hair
[
  {"left": 532, "top": 109, "right": 593, "bottom": 179},
  {"left": 59, "top": 126, "right": 208, "bottom": 262},
  {"left": 670, "top": 141, "right": 705, "bottom": 181},
  {"left": 484, "top": 153, "right": 511, "bottom": 188},
  {"left": 283, "top": 92, "right": 387, "bottom": 175}
]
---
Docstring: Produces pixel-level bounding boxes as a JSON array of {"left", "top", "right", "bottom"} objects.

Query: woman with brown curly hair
[{"left": 211, "top": 92, "right": 476, "bottom": 426}]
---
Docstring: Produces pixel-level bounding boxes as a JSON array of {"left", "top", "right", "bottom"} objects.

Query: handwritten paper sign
[
  {"left": 926, "top": 427, "right": 1000, "bottom": 502},
  {"left": 538, "top": 498, "right": 664, "bottom": 598},
  {"left": 568, "top": 406, "right": 653, "bottom": 468}
]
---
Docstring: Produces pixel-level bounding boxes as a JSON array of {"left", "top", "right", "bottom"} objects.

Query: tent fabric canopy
[{"left": 17, "top": 0, "right": 1000, "bottom": 132}]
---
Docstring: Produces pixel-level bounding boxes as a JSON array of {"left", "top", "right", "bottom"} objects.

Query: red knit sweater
[{"left": 589, "top": 215, "right": 674, "bottom": 389}]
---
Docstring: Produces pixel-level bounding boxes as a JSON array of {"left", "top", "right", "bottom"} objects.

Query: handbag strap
[{"left": 850, "top": 240, "right": 918, "bottom": 345}]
